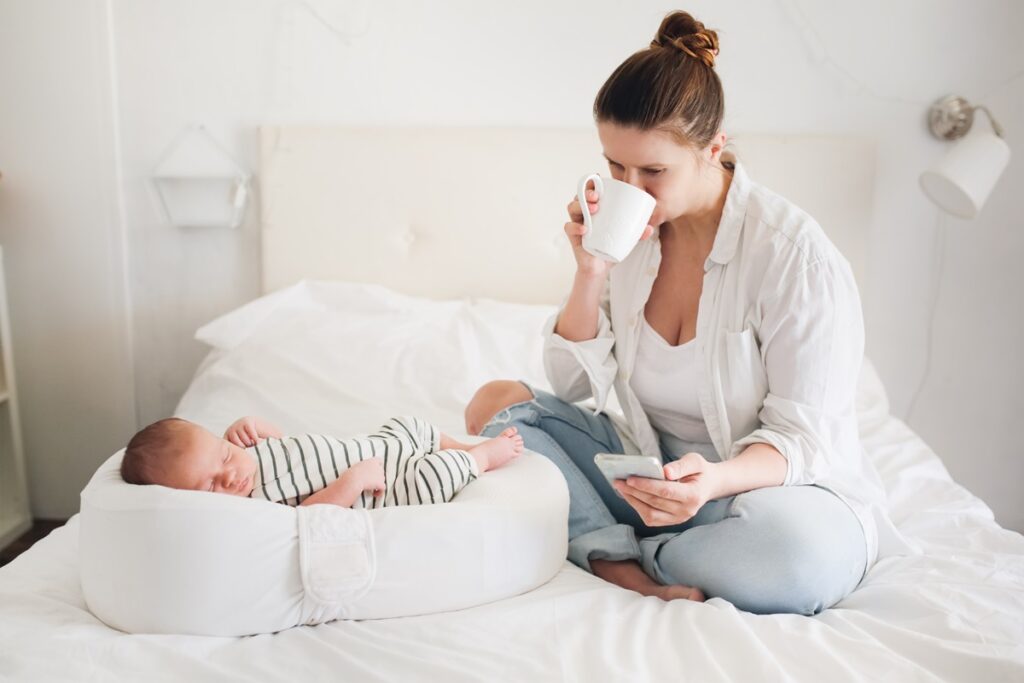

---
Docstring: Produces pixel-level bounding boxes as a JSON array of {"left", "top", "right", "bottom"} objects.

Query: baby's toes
[{"left": 500, "top": 427, "right": 518, "bottom": 439}]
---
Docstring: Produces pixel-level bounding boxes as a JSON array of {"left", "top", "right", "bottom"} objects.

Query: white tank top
[{"left": 630, "top": 315, "right": 712, "bottom": 444}]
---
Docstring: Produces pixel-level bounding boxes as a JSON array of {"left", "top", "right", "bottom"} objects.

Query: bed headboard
[{"left": 259, "top": 127, "right": 874, "bottom": 304}]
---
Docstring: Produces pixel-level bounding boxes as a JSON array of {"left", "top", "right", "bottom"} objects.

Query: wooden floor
[{"left": 0, "top": 520, "right": 67, "bottom": 567}]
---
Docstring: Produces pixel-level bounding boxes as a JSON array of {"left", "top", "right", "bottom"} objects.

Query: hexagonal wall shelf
[{"left": 151, "top": 124, "right": 251, "bottom": 229}]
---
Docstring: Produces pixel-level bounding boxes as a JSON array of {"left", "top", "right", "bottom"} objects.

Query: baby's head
[{"left": 121, "top": 418, "right": 257, "bottom": 497}]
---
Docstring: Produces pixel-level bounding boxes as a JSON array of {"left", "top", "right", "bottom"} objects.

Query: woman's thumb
[{"left": 664, "top": 453, "right": 702, "bottom": 480}]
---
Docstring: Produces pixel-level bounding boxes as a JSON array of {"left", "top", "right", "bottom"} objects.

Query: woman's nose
[{"left": 621, "top": 170, "right": 645, "bottom": 190}]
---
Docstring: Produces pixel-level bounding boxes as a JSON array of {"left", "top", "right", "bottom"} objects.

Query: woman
[{"left": 463, "top": 11, "right": 892, "bottom": 615}]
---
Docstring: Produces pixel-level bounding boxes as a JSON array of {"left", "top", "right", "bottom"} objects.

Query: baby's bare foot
[
  {"left": 654, "top": 585, "right": 706, "bottom": 603},
  {"left": 468, "top": 427, "right": 523, "bottom": 472}
]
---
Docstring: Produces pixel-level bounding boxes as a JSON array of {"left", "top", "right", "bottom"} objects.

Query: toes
[{"left": 500, "top": 427, "right": 518, "bottom": 438}]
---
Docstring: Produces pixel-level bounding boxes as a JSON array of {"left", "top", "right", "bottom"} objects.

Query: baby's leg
[
  {"left": 439, "top": 433, "right": 474, "bottom": 451},
  {"left": 465, "top": 427, "right": 523, "bottom": 473},
  {"left": 409, "top": 429, "right": 523, "bottom": 504}
]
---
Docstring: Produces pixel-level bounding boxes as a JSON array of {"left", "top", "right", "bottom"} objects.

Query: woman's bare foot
[
  {"left": 654, "top": 585, "right": 706, "bottom": 602},
  {"left": 591, "top": 558, "right": 705, "bottom": 603},
  {"left": 467, "top": 427, "right": 523, "bottom": 472}
]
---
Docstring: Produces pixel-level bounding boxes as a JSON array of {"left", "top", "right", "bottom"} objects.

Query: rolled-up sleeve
[
  {"left": 541, "top": 278, "right": 618, "bottom": 412},
  {"left": 729, "top": 256, "right": 864, "bottom": 486}
]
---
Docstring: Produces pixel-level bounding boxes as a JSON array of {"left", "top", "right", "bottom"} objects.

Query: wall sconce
[
  {"left": 919, "top": 95, "right": 1010, "bottom": 219},
  {"left": 151, "top": 125, "right": 252, "bottom": 229}
]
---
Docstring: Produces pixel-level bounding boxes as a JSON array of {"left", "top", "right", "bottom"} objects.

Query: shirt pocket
[{"left": 719, "top": 328, "right": 769, "bottom": 439}]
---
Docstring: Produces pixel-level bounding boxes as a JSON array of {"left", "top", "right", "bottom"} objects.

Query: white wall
[
  {"left": 0, "top": 0, "right": 1021, "bottom": 528},
  {"left": 0, "top": 0, "right": 137, "bottom": 519}
]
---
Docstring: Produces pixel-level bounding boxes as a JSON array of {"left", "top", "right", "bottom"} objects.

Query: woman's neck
[{"left": 663, "top": 164, "right": 733, "bottom": 257}]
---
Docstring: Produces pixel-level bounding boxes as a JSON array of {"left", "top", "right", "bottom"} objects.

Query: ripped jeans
[{"left": 480, "top": 384, "right": 867, "bottom": 615}]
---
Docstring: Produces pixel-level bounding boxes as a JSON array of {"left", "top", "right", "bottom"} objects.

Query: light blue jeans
[{"left": 480, "top": 384, "right": 867, "bottom": 615}]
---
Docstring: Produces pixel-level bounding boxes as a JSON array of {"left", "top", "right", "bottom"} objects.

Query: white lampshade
[{"left": 920, "top": 128, "right": 1010, "bottom": 219}]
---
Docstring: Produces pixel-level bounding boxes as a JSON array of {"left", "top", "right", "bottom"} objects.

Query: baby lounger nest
[{"left": 79, "top": 449, "right": 568, "bottom": 636}]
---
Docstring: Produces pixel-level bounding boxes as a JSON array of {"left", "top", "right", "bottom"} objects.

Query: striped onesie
[{"left": 246, "top": 416, "right": 479, "bottom": 508}]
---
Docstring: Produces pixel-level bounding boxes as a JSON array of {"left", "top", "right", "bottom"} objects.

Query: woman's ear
[{"left": 706, "top": 131, "right": 727, "bottom": 163}]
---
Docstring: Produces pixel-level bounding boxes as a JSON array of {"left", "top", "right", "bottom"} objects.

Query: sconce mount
[{"left": 927, "top": 95, "right": 1004, "bottom": 141}]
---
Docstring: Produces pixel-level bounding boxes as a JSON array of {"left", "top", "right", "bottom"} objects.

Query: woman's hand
[
  {"left": 564, "top": 187, "right": 656, "bottom": 278},
  {"left": 565, "top": 188, "right": 610, "bottom": 278},
  {"left": 613, "top": 452, "right": 720, "bottom": 526},
  {"left": 224, "top": 416, "right": 283, "bottom": 448}
]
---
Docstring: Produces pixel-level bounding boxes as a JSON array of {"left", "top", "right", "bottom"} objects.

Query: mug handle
[{"left": 576, "top": 174, "right": 604, "bottom": 232}]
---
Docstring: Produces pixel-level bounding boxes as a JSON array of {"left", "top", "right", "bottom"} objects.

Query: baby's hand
[
  {"left": 349, "top": 458, "right": 386, "bottom": 497},
  {"left": 224, "top": 416, "right": 283, "bottom": 448}
]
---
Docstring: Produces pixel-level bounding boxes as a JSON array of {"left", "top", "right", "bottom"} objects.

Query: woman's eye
[{"left": 644, "top": 169, "right": 664, "bottom": 176}]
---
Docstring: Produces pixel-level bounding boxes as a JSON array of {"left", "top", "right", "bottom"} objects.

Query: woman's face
[{"left": 596, "top": 121, "right": 725, "bottom": 227}]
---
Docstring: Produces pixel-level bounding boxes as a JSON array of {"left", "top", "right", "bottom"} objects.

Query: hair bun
[{"left": 649, "top": 11, "right": 719, "bottom": 68}]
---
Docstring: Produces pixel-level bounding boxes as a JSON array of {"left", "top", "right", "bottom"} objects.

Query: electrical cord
[
  {"left": 904, "top": 210, "right": 947, "bottom": 422},
  {"left": 777, "top": 0, "right": 1024, "bottom": 105}
]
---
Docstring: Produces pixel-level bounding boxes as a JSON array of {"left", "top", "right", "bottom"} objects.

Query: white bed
[{"left": 1, "top": 128, "right": 1022, "bottom": 681}]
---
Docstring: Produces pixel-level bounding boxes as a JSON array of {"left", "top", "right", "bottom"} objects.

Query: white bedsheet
[{"left": 2, "top": 281, "right": 1023, "bottom": 682}]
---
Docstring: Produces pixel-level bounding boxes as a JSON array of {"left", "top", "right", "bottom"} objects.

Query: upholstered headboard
[{"left": 259, "top": 127, "right": 874, "bottom": 304}]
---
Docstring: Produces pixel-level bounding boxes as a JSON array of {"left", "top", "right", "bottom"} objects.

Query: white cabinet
[{"left": 0, "top": 246, "right": 30, "bottom": 549}]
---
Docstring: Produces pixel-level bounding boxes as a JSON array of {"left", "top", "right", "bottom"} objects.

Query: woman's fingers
[
  {"left": 563, "top": 222, "right": 586, "bottom": 247},
  {"left": 625, "top": 476, "right": 681, "bottom": 499},
  {"left": 566, "top": 200, "right": 581, "bottom": 222},
  {"left": 619, "top": 490, "right": 674, "bottom": 526},
  {"left": 566, "top": 192, "right": 600, "bottom": 222},
  {"left": 616, "top": 480, "right": 680, "bottom": 514},
  {"left": 617, "top": 478, "right": 702, "bottom": 525}
]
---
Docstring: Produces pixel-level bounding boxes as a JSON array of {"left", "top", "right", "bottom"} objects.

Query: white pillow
[
  {"left": 79, "top": 450, "right": 568, "bottom": 636},
  {"left": 183, "top": 280, "right": 557, "bottom": 437}
]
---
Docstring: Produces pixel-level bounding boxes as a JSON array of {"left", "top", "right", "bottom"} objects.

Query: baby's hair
[{"left": 121, "top": 417, "right": 191, "bottom": 485}]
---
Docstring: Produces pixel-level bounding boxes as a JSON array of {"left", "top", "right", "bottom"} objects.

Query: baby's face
[{"left": 161, "top": 423, "right": 258, "bottom": 496}]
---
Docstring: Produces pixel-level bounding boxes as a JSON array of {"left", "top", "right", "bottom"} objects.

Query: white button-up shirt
[{"left": 543, "top": 154, "right": 899, "bottom": 567}]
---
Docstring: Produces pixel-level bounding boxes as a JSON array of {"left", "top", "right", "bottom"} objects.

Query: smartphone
[{"left": 593, "top": 453, "right": 665, "bottom": 487}]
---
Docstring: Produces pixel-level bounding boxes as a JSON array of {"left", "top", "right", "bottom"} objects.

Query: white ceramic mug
[{"left": 577, "top": 173, "right": 656, "bottom": 263}]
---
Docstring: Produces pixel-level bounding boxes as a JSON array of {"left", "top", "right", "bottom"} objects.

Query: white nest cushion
[{"left": 79, "top": 449, "right": 568, "bottom": 636}]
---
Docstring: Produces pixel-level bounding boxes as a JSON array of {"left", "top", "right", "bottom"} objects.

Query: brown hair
[
  {"left": 120, "top": 418, "right": 191, "bottom": 485},
  {"left": 593, "top": 11, "right": 724, "bottom": 149}
]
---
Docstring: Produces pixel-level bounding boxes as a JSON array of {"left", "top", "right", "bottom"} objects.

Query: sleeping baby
[{"left": 119, "top": 414, "right": 523, "bottom": 508}]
